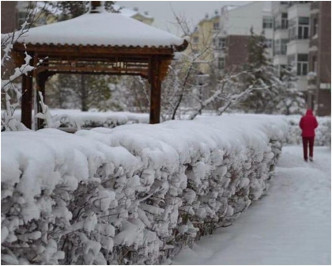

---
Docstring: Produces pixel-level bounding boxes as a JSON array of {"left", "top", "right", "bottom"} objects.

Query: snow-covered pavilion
[{"left": 11, "top": 1, "right": 188, "bottom": 129}]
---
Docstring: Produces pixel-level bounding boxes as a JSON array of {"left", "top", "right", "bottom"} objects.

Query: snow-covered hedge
[
  {"left": 7, "top": 109, "right": 149, "bottom": 130},
  {"left": 2, "top": 115, "right": 287, "bottom": 264},
  {"left": 6, "top": 110, "right": 329, "bottom": 146},
  {"left": 49, "top": 111, "right": 330, "bottom": 146},
  {"left": 284, "top": 115, "right": 331, "bottom": 146}
]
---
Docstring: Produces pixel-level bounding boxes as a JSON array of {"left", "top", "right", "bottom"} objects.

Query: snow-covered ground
[{"left": 173, "top": 145, "right": 331, "bottom": 265}]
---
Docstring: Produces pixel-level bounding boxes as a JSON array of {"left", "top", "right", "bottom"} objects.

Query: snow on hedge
[
  {"left": 5, "top": 110, "right": 330, "bottom": 146},
  {"left": 2, "top": 115, "right": 288, "bottom": 264},
  {"left": 49, "top": 111, "right": 331, "bottom": 146}
]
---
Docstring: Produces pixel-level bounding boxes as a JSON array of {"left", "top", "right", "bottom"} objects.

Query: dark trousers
[{"left": 302, "top": 137, "right": 315, "bottom": 160}]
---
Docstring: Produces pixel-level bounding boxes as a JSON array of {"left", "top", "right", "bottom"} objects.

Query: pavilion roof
[{"left": 12, "top": 11, "right": 186, "bottom": 50}]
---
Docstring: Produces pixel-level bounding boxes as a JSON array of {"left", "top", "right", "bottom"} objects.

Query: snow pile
[
  {"left": 1, "top": 115, "right": 288, "bottom": 264},
  {"left": 284, "top": 115, "right": 330, "bottom": 146},
  {"left": 8, "top": 109, "right": 149, "bottom": 130},
  {"left": 50, "top": 109, "right": 149, "bottom": 130}
]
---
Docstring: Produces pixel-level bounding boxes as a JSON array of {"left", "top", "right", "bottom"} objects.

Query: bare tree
[{"left": 1, "top": 5, "right": 47, "bottom": 131}]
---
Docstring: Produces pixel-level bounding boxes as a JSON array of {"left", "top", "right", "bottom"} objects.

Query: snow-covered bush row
[
  {"left": 6, "top": 109, "right": 149, "bottom": 130},
  {"left": 1, "top": 115, "right": 288, "bottom": 264},
  {"left": 284, "top": 115, "right": 330, "bottom": 146},
  {"left": 52, "top": 109, "right": 149, "bottom": 129}
]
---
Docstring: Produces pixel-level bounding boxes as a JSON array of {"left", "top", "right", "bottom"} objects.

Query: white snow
[
  {"left": 172, "top": 145, "right": 331, "bottom": 265},
  {"left": 2, "top": 114, "right": 288, "bottom": 264},
  {"left": 6, "top": 12, "right": 184, "bottom": 48},
  {"left": 8, "top": 109, "right": 149, "bottom": 129}
]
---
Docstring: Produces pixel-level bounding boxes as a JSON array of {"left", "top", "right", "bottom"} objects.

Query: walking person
[{"left": 299, "top": 109, "right": 318, "bottom": 162}]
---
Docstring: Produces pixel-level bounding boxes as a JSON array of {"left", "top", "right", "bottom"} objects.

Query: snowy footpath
[{"left": 173, "top": 146, "right": 331, "bottom": 265}]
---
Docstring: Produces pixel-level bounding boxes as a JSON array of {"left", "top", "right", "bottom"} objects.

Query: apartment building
[
  {"left": 272, "top": 1, "right": 330, "bottom": 115},
  {"left": 214, "top": 2, "right": 273, "bottom": 73},
  {"left": 187, "top": 11, "right": 220, "bottom": 74},
  {"left": 284, "top": 2, "right": 311, "bottom": 95},
  {"left": 188, "top": 1, "right": 330, "bottom": 114},
  {"left": 271, "top": 2, "right": 289, "bottom": 76}
]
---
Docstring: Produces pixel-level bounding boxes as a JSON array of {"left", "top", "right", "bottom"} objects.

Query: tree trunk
[{"left": 81, "top": 75, "right": 88, "bottom": 111}]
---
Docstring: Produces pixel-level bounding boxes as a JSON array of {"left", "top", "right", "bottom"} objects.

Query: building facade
[
  {"left": 215, "top": 2, "right": 273, "bottom": 73},
  {"left": 186, "top": 11, "right": 220, "bottom": 74},
  {"left": 284, "top": 2, "right": 311, "bottom": 94},
  {"left": 272, "top": 1, "right": 330, "bottom": 115},
  {"left": 191, "top": 1, "right": 330, "bottom": 115},
  {"left": 308, "top": 1, "right": 331, "bottom": 115}
]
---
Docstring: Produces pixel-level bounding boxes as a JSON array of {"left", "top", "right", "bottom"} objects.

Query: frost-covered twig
[{"left": 35, "top": 91, "right": 60, "bottom": 128}]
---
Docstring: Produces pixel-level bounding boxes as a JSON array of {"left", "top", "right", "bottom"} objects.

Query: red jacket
[{"left": 299, "top": 109, "right": 318, "bottom": 137}]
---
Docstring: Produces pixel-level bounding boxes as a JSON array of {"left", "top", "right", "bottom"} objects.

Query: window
[
  {"left": 298, "top": 17, "right": 309, "bottom": 39},
  {"left": 281, "top": 13, "right": 288, "bottom": 29},
  {"left": 288, "top": 17, "right": 309, "bottom": 40},
  {"left": 263, "top": 16, "right": 273, "bottom": 29},
  {"left": 274, "top": 39, "right": 287, "bottom": 55},
  {"left": 217, "top": 37, "right": 226, "bottom": 50},
  {"left": 297, "top": 54, "right": 308, "bottom": 76},
  {"left": 193, "top": 36, "right": 199, "bottom": 44},
  {"left": 213, "top": 22, "right": 220, "bottom": 30},
  {"left": 288, "top": 18, "right": 297, "bottom": 40},
  {"left": 312, "top": 17, "right": 318, "bottom": 36},
  {"left": 218, "top": 57, "right": 225, "bottom": 69},
  {"left": 275, "top": 13, "right": 288, "bottom": 29},
  {"left": 265, "top": 39, "right": 273, "bottom": 48},
  {"left": 281, "top": 39, "right": 288, "bottom": 54}
]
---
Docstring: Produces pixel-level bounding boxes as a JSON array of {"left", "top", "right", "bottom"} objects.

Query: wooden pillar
[
  {"left": 36, "top": 71, "right": 49, "bottom": 129},
  {"left": 21, "top": 73, "right": 33, "bottom": 128},
  {"left": 149, "top": 56, "right": 161, "bottom": 124}
]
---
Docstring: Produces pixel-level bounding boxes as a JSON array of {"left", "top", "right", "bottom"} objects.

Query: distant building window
[
  {"left": 265, "top": 39, "right": 273, "bottom": 48},
  {"left": 281, "top": 39, "right": 288, "bottom": 54},
  {"left": 274, "top": 39, "right": 287, "bottom": 55},
  {"left": 288, "top": 18, "right": 297, "bottom": 40},
  {"left": 218, "top": 57, "right": 225, "bottom": 69},
  {"left": 281, "top": 13, "right": 288, "bottom": 29},
  {"left": 299, "top": 17, "right": 309, "bottom": 25},
  {"left": 297, "top": 54, "right": 308, "bottom": 76},
  {"left": 312, "top": 17, "right": 318, "bottom": 36},
  {"left": 213, "top": 22, "right": 220, "bottom": 30},
  {"left": 263, "top": 16, "right": 273, "bottom": 29},
  {"left": 298, "top": 17, "right": 309, "bottom": 39},
  {"left": 274, "top": 13, "right": 288, "bottom": 30},
  {"left": 216, "top": 37, "right": 226, "bottom": 50},
  {"left": 193, "top": 36, "right": 199, "bottom": 44},
  {"left": 288, "top": 17, "right": 309, "bottom": 40}
]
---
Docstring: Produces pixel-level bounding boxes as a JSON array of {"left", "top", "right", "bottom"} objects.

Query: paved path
[{"left": 173, "top": 146, "right": 331, "bottom": 265}]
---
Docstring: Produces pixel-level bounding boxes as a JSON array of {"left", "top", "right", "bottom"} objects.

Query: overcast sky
[{"left": 117, "top": 1, "right": 250, "bottom": 35}]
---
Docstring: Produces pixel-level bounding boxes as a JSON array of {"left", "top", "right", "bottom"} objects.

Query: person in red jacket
[{"left": 299, "top": 109, "right": 318, "bottom": 161}]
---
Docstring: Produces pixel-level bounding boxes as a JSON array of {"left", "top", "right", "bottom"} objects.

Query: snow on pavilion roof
[{"left": 13, "top": 12, "right": 185, "bottom": 49}]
